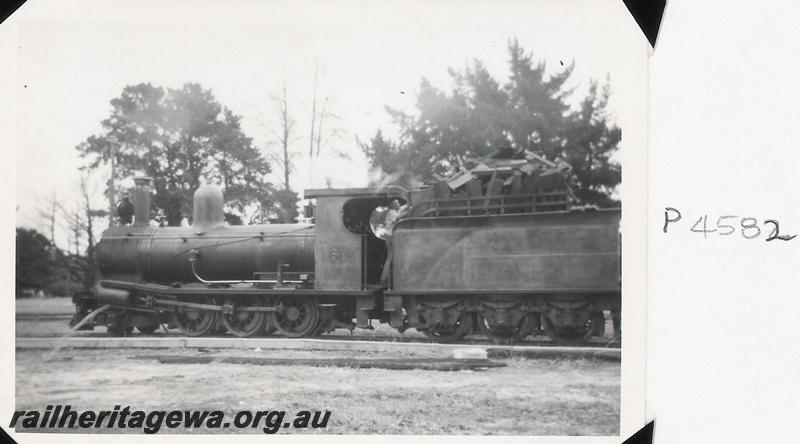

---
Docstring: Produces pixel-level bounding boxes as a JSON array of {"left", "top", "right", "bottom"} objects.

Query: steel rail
[{"left": 14, "top": 336, "right": 622, "bottom": 361}]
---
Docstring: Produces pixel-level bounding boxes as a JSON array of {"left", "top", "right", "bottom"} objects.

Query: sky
[{"left": 12, "top": 0, "right": 647, "bottom": 248}]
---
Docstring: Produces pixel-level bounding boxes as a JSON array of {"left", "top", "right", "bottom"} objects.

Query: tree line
[
  {"left": 361, "top": 39, "right": 621, "bottom": 207},
  {"left": 16, "top": 175, "right": 105, "bottom": 297}
]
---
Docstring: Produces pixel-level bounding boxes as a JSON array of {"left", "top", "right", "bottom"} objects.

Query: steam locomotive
[{"left": 73, "top": 160, "right": 621, "bottom": 345}]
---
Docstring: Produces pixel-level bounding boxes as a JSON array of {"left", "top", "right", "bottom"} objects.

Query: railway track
[
  {"left": 15, "top": 336, "right": 620, "bottom": 362},
  {"left": 16, "top": 331, "right": 620, "bottom": 349}
]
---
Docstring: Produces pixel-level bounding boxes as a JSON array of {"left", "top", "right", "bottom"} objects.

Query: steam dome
[{"left": 192, "top": 184, "right": 225, "bottom": 232}]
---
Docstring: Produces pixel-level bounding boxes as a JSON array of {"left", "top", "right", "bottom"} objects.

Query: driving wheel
[
  {"left": 221, "top": 296, "right": 266, "bottom": 338},
  {"left": 175, "top": 295, "right": 219, "bottom": 337},
  {"left": 269, "top": 295, "right": 319, "bottom": 338}
]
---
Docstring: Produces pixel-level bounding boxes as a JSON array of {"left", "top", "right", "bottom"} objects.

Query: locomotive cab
[
  {"left": 304, "top": 187, "right": 408, "bottom": 291},
  {"left": 304, "top": 187, "right": 409, "bottom": 329}
]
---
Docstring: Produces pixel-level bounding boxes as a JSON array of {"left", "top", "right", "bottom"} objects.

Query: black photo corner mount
[
  {"left": 0, "top": 426, "right": 16, "bottom": 444},
  {"left": 622, "top": 420, "right": 655, "bottom": 444},
  {"left": 0, "top": 0, "right": 26, "bottom": 25},
  {"left": 0, "top": 0, "right": 25, "bottom": 25},
  {"left": 623, "top": 0, "right": 666, "bottom": 48}
]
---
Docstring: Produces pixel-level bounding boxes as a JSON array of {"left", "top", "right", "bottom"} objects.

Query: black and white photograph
[{"left": 5, "top": 0, "right": 649, "bottom": 439}]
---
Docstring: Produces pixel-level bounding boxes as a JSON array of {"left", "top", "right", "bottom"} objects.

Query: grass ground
[{"left": 15, "top": 347, "right": 619, "bottom": 435}]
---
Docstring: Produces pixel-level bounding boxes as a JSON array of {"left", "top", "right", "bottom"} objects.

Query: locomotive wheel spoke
[
  {"left": 175, "top": 295, "right": 219, "bottom": 337},
  {"left": 222, "top": 296, "right": 266, "bottom": 338},
  {"left": 269, "top": 295, "right": 319, "bottom": 338},
  {"left": 541, "top": 311, "right": 604, "bottom": 345}
]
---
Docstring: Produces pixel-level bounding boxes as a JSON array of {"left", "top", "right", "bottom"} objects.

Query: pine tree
[{"left": 363, "top": 40, "right": 621, "bottom": 207}]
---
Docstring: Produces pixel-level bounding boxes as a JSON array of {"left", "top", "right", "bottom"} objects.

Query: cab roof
[{"left": 304, "top": 186, "right": 409, "bottom": 199}]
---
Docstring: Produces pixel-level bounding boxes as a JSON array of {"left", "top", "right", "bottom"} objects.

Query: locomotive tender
[{"left": 75, "top": 165, "right": 621, "bottom": 345}]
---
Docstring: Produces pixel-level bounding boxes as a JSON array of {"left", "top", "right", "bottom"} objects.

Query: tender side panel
[{"left": 391, "top": 209, "right": 620, "bottom": 292}]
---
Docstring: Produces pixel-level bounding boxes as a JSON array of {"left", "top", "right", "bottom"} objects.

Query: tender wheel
[
  {"left": 175, "top": 295, "right": 219, "bottom": 337},
  {"left": 269, "top": 295, "right": 319, "bottom": 338},
  {"left": 421, "top": 313, "right": 474, "bottom": 343},
  {"left": 541, "top": 311, "right": 604, "bottom": 345},
  {"left": 476, "top": 312, "right": 535, "bottom": 344},
  {"left": 221, "top": 296, "right": 266, "bottom": 338}
]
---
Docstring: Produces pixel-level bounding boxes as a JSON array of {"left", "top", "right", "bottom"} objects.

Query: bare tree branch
[
  {"left": 35, "top": 192, "right": 57, "bottom": 246},
  {"left": 309, "top": 61, "right": 319, "bottom": 172},
  {"left": 267, "top": 82, "right": 296, "bottom": 191}
]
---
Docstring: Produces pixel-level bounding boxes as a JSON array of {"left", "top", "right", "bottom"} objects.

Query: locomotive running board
[{"left": 99, "top": 280, "right": 380, "bottom": 298}]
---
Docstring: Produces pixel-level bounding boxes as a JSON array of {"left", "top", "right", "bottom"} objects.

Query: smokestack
[{"left": 132, "top": 176, "right": 152, "bottom": 226}]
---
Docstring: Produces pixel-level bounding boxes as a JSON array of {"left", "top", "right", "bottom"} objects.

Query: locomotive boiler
[
  {"left": 75, "top": 158, "right": 621, "bottom": 345},
  {"left": 98, "top": 181, "right": 315, "bottom": 286}
]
